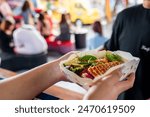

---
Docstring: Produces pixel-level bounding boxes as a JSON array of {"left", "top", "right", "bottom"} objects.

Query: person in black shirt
[
  {"left": 104, "top": 0, "right": 150, "bottom": 100},
  {"left": 0, "top": 18, "right": 15, "bottom": 53}
]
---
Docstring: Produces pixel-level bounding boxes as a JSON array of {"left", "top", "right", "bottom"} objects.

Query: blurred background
[
  {"left": 0, "top": 0, "right": 143, "bottom": 71},
  {"left": 7, "top": 0, "right": 143, "bottom": 37}
]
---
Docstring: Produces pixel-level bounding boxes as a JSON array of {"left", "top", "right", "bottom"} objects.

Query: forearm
[{"left": 0, "top": 60, "right": 61, "bottom": 100}]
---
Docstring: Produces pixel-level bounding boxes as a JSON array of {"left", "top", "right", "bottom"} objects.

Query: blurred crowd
[
  {"left": 0, "top": 0, "right": 141, "bottom": 56},
  {"left": 1, "top": 0, "right": 133, "bottom": 56},
  {"left": 0, "top": 0, "right": 92, "bottom": 55},
  {"left": 0, "top": 0, "right": 53, "bottom": 55}
]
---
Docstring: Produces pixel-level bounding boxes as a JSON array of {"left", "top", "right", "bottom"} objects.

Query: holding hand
[
  {"left": 53, "top": 51, "right": 78, "bottom": 81},
  {"left": 84, "top": 69, "right": 135, "bottom": 100}
]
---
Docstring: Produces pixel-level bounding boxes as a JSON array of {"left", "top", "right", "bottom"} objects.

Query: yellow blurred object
[
  {"left": 69, "top": 0, "right": 100, "bottom": 24},
  {"left": 38, "top": 0, "right": 100, "bottom": 24}
]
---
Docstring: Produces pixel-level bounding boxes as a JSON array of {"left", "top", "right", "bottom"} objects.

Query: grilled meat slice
[{"left": 88, "top": 61, "right": 121, "bottom": 77}]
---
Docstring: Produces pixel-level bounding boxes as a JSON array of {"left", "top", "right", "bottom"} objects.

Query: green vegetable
[
  {"left": 79, "top": 62, "right": 90, "bottom": 65},
  {"left": 78, "top": 55, "right": 97, "bottom": 66},
  {"left": 63, "top": 57, "right": 79, "bottom": 66},
  {"left": 106, "top": 52, "right": 122, "bottom": 62},
  {"left": 79, "top": 55, "right": 97, "bottom": 61},
  {"left": 70, "top": 66, "right": 84, "bottom": 72},
  {"left": 71, "top": 63, "right": 84, "bottom": 67}
]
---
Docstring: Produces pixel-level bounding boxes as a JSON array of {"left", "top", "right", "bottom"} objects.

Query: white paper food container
[{"left": 60, "top": 50, "right": 140, "bottom": 89}]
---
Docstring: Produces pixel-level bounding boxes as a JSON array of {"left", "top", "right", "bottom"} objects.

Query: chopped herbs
[{"left": 106, "top": 51, "right": 122, "bottom": 62}]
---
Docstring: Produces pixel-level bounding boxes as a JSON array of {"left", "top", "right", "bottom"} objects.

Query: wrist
[{"left": 47, "top": 59, "right": 65, "bottom": 82}]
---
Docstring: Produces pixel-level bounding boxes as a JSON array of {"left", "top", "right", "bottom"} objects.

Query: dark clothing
[
  {"left": 0, "top": 12, "right": 4, "bottom": 23},
  {"left": 105, "top": 5, "right": 150, "bottom": 100},
  {"left": 57, "top": 23, "right": 70, "bottom": 41},
  {"left": 0, "top": 30, "right": 14, "bottom": 53}
]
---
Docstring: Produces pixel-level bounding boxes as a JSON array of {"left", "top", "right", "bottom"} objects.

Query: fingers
[
  {"left": 115, "top": 73, "right": 135, "bottom": 93},
  {"left": 105, "top": 67, "right": 122, "bottom": 83},
  {"left": 90, "top": 75, "right": 108, "bottom": 87}
]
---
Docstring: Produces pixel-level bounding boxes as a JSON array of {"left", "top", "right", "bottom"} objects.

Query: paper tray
[{"left": 60, "top": 50, "right": 140, "bottom": 89}]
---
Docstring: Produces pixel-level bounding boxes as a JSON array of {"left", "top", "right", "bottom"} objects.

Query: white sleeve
[
  {"left": 15, "top": 47, "right": 32, "bottom": 55},
  {"left": 13, "top": 30, "right": 30, "bottom": 54},
  {"left": 33, "top": 30, "right": 48, "bottom": 51},
  {"left": 13, "top": 30, "right": 22, "bottom": 49}
]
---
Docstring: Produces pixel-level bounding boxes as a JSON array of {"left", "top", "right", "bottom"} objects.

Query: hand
[
  {"left": 53, "top": 51, "right": 78, "bottom": 81},
  {"left": 83, "top": 69, "right": 135, "bottom": 100}
]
